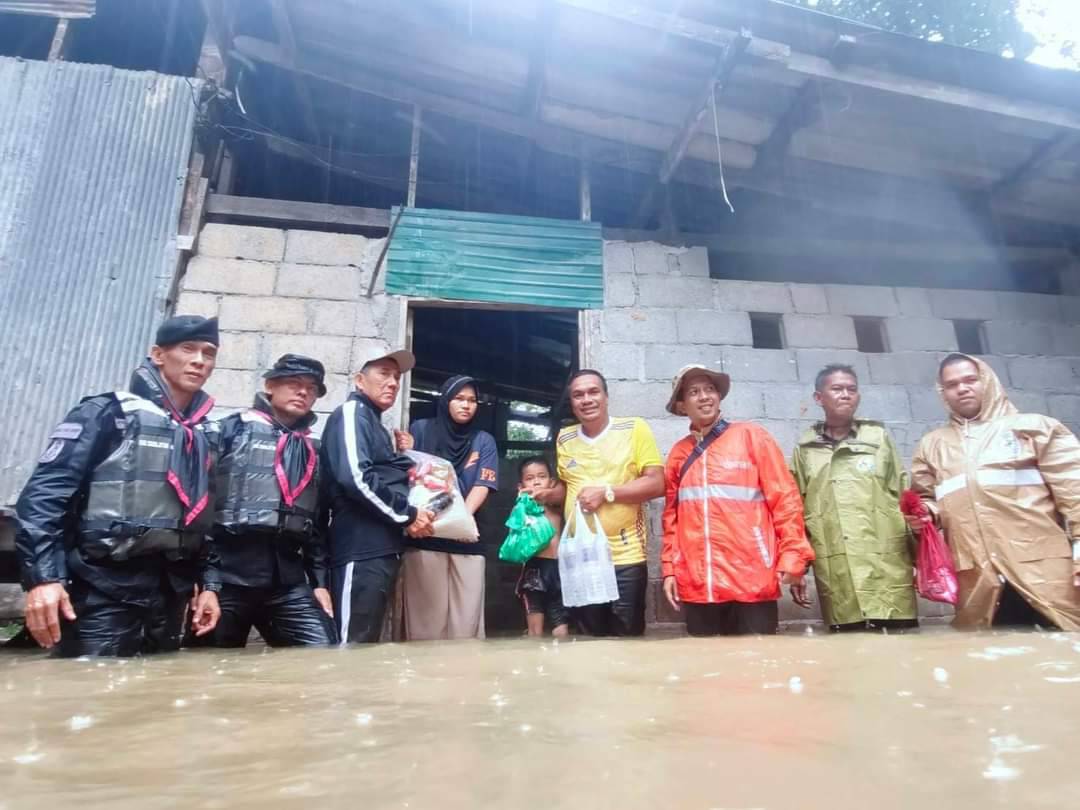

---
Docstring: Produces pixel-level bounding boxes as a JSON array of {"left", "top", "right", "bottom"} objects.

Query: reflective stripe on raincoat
[
  {"left": 791, "top": 420, "right": 916, "bottom": 626},
  {"left": 662, "top": 422, "right": 814, "bottom": 604},
  {"left": 911, "top": 355, "right": 1080, "bottom": 630}
]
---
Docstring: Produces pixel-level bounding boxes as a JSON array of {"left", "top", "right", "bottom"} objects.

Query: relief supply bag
[
  {"left": 900, "top": 489, "right": 959, "bottom": 605},
  {"left": 405, "top": 450, "right": 479, "bottom": 542},
  {"left": 558, "top": 503, "right": 619, "bottom": 607},
  {"left": 498, "top": 492, "right": 555, "bottom": 564}
]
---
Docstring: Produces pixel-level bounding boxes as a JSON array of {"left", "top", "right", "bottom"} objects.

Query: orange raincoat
[
  {"left": 662, "top": 421, "right": 814, "bottom": 604},
  {"left": 911, "top": 356, "right": 1080, "bottom": 630}
]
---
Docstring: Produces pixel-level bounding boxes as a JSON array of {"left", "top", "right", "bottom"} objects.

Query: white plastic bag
[
  {"left": 557, "top": 503, "right": 619, "bottom": 607},
  {"left": 405, "top": 450, "right": 479, "bottom": 542}
]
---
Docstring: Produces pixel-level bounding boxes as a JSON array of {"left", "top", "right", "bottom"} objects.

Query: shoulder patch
[
  {"left": 50, "top": 422, "right": 83, "bottom": 440},
  {"left": 38, "top": 440, "right": 66, "bottom": 464}
]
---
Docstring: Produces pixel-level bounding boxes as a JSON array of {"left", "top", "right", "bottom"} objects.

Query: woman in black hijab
[{"left": 399, "top": 375, "right": 499, "bottom": 640}]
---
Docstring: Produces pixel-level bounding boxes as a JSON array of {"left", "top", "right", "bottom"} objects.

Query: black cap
[
  {"left": 155, "top": 315, "right": 220, "bottom": 348},
  {"left": 263, "top": 354, "right": 327, "bottom": 397}
]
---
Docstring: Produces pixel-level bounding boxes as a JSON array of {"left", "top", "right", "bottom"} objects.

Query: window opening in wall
[
  {"left": 749, "top": 313, "right": 785, "bottom": 349},
  {"left": 953, "top": 319, "right": 986, "bottom": 355},
  {"left": 853, "top": 317, "right": 889, "bottom": 353}
]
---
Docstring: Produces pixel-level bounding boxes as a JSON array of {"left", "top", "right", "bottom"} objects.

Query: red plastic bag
[{"left": 900, "top": 490, "right": 958, "bottom": 605}]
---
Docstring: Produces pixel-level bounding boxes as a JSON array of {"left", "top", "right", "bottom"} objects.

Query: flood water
[{"left": 2, "top": 629, "right": 1079, "bottom": 809}]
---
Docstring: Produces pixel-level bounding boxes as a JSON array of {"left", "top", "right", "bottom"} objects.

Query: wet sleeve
[
  {"left": 1033, "top": 419, "right": 1080, "bottom": 531},
  {"left": 321, "top": 404, "right": 416, "bottom": 526},
  {"left": 790, "top": 446, "right": 808, "bottom": 499},
  {"left": 14, "top": 398, "right": 118, "bottom": 590},
  {"left": 910, "top": 437, "right": 940, "bottom": 521},
  {"left": 632, "top": 418, "right": 664, "bottom": 471},
  {"left": 752, "top": 427, "right": 814, "bottom": 575},
  {"left": 474, "top": 432, "right": 499, "bottom": 491},
  {"left": 660, "top": 447, "right": 683, "bottom": 579},
  {"left": 303, "top": 532, "right": 331, "bottom": 590}
]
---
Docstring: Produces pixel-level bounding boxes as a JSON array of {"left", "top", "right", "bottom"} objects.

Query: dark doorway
[{"left": 408, "top": 305, "right": 579, "bottom": 635}]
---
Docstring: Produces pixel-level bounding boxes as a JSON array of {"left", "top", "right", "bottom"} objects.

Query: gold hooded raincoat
[{"left": 911, "top": 356, "right": 1080, "bottom": 630}]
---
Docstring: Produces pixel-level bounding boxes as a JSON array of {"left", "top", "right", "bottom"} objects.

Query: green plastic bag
[{"left": 498, "top": 492, "right": 556, "bottom": 563}]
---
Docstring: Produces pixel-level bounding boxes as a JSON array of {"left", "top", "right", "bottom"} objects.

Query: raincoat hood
[{"left": 940, "top": 354, "right": 1016, "bottom": 425}]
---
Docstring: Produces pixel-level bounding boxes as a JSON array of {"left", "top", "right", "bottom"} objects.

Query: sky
[{"left": 1020, "top": 0, "right": 1080, "bottom": 69}]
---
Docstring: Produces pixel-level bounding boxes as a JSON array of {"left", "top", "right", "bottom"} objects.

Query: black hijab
[{"left": 415, "top": 375, "right": 480, "bottom": 477}]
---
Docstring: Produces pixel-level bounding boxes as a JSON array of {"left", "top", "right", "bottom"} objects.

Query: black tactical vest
[
  {"left": 214, "top": 410, "right": 319, "bottom": 537},
  {"left": 79, "top": 392, "right": 211, "bottom": 560}
]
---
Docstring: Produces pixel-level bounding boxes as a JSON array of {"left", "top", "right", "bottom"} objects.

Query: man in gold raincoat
[{"left": 910, "top": 353, "right": 1080, "bottom": 630}]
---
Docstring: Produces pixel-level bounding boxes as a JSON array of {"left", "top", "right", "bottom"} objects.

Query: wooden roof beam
[
  {"left": 521, "top": 0, "right": 558, "bottom": 118},
  {"left": 992, "top": 132, "right": 1080, "bottom": 201},
  {"left": 750, "top": 79, "right": 821, "bottom": 173}
]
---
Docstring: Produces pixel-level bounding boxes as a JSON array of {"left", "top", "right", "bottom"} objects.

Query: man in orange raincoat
[
  {"left": 910, "top": 353, "right": 1080, "bottom": 630},
  {"left": 661, "top": 365, "right": 815, "bottom": 636}
]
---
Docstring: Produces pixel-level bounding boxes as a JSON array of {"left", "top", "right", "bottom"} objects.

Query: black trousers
[
  {"left": 683, "top": 600, "right": 779, "bottom": 637},
  {"left": 573, "top": 562, "right": 648, "bottom": 637},
  {"left": 58, "top": 576, "right": 188, "bottom": 658},
  {"left": 993, "top": 581, "right": 1058, "bottom": 629},
  {"left": 188, "top": 583, "right": 337, "bottom": 648},
  {"left": 331, "top": 554, "right": 401, "bottom": 643}
]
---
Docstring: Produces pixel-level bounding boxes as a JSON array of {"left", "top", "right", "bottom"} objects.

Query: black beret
[{"left": 155, "top": 315, "right": 220, "bottom": 348}]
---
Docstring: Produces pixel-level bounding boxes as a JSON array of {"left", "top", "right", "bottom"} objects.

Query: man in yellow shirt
[{"left": 535, "top": 369, "right": 664, "bottom": 636}]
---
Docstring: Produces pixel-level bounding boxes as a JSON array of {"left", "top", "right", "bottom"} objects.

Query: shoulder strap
[{"left": 677, "top": 420, "right": 730, "bottom": 485}]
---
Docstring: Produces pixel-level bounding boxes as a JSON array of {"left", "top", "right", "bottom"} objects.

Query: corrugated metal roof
[
  {"left": 0, "top": 57, "right": 197, "bottom": 506},
  {"left": 386, "top": 207, "right": 604, "bottom": 310},
  {"left": 0, "top": 0, "right": 94, "bottom": 17}
]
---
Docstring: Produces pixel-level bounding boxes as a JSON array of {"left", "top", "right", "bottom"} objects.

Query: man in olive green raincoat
[{"left": 791, "top": 364, "right": 917, "bottom": 631}]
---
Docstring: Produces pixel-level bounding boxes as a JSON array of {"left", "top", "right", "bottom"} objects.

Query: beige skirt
[{"left": 401, "top": 549, "right": 486, "bottom": 640}]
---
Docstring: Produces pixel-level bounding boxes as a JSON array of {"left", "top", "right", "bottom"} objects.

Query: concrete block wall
[{"left": 175, "top": 224, "right": 403, "bottom": 428}]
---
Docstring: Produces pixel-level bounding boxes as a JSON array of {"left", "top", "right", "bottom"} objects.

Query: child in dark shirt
[{"left": 515, "top": 457, "right": 568, "bottom": 638}]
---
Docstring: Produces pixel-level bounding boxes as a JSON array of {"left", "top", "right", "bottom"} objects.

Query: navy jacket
[{"left": 319, "top": 392, "right": 417, "bottom": 566}]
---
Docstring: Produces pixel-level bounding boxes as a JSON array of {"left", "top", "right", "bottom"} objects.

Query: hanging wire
[{"left": 710, "top": 81, "right": 735, "bottom": 214}]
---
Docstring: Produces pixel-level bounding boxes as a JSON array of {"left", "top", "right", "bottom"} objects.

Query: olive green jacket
[{"left": 791, "top": 420, "right": 916, "bottom": 626}]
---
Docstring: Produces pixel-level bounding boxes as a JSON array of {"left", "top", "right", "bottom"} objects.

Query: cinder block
[
  {"left": 858, "top": 386, "right": 912, "bottom": 422},
  {"left": 265, "top": 334, "right": 353, "bottom": 374},
  {"left": 215, "top": 331, "right": 260, "bottom": 371},
  {"left": 1052, "top": 325, "right": 1080, "bottom": 356},
  {"left": 630, "top": 242, "right": 672, "bottom": 275},
  {"left": 676, "top": 310, "right": 752, "bottom": 345},
  {"left": 782, "top": 314, "right": 858, "bottom": 349},
  {"left": 642, "top": 344, "right": 723, "bottom": 382},
  {"left": 982, "top": 320, "right": 1056, "bottom": 356},
  {"left": 867, "top": 352, "right": 942, "bottom": 385},
  {"left": 794, "top": 349, "right": 869, "bottom": 385},
  {"left": 308, "top": 300, "right": 357, "bottom": 336},
  {"left": 1008, "top": 357, "right": 1078, "bottom": 392},
  {"left": 603, "top": 240, "right": 635, "bottom": 274},
  {"left": 789, "top": 283, "right": 828, "bottom": 314},
  {"left": 824, "top": 284, "right": 899, "bottom": 317},
  {"left": 907, "top": 387, "right": 946, "bottom": 422},
  {"left": 763, "top": 384, "right": 816, "bottom": 420},
  {"left": 605, "top": 273, "right": 637, "bottom": 307},
  {"left": 276, "top": 263, "right": 362, "bottom": 300},
  {"left": 205, "top": 368, "right": 256, "bottom": 409},
  {"left": 996, "top": 291, "right": 1063, "bottom": 323},
  {"left": 609, "top": 380, "right": 672, "bottom": 419},
  {"left": 198, "top": 224, "right": 285, "bottom": 262},
  {"left": 722, "top": 381, "right": 765, "bottom": 420},
  {"left": 599, "top": 342, "right": 643, "bottom": 381},
  {"left": 637, "top": 275, "right": 715, "bottom": 307},
  {"left": 183, "top": 257, "right": 276, "bottom": 296},
  {"left": 975, "top": 354, "right": 1011, "bottom": 387},
  {"left": 675, "top": 246, "right": 710, "bottom": 277},
  {"left": 895, "top": 287, "right": 932, "bottom": 317},
  {"left": 1059, "top": 295, "right": 1080, "bottom": 324},
  {"left": 1049, "top": 395, "right": 1080, "bottom": 431},
  {"left": 886, "top": 421, "right": 940, "bottom": 463},
  {"left": 219, "top": 296, "right": 306, "bottom": 333},
  {"left": 755, "top": 419, "right": 807, "bottom": 455},
  {"left": 321, "top": 373, "right": 355, "bottom": 407},
  {"left": 602, "top": 309, "right": 677, "bottom": 343},
  {"left": 882, "top": 318, "right": 958, "bottom": 352},
  {"left": 285, "top": 230, "right": 371, "bottom": 266},
  {"left": 353, "top": 296, "right": 390, "bottom": 339},
  {"left": 721, "top": 347, "right": 798, "bottom": 382},
  {"left": 646, "top": 417, "right": 692, "bottom": 455},
  {"left": 929, "top": 288, "right": 999, "bottom": 320},
  {"left": 174, "top": 291, "right": 219, "bottom": 319},
  {"left": 714, "top": 280, "right": 792, "bottom": 313},
  {"left": 1009, "top": 390, "right": 1049, "bottom": 414}
]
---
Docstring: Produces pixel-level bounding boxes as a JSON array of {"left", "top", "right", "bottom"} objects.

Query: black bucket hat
[{"left": 263, "top": 354, "right": 327, "bottom": 397}]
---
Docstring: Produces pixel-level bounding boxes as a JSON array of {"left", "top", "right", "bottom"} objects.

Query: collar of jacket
[
  {"left": 803, "top": 419, "right": 880, "bottom": 448},
  {"left": 348, "top": 390, "right": 386, "bottom": 414},
  {"left": 129, "top": 358, "right": 214, "bottom": 423},
  {"left": 250, "top": 392, "right": 317, "bottom": 434}
]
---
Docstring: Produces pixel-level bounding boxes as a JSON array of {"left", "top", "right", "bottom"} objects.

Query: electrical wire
[{"left": 710, "top": 81, "right": 735, "bottom": 214}]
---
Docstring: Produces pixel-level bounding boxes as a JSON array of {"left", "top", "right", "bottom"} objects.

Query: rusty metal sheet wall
[
  {"left": 0, "top": 0, "right": 94, "bottom": 17},
  {"left": 0, "top": 57, "right": 196, "bottom": 506}
]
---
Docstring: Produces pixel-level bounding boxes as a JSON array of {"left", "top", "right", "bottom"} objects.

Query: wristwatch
[{"left": 604, "top": 484, "right": 615, "bottom": 504}]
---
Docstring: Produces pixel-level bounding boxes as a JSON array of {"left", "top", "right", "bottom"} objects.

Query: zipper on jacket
[{"left": 702, "top": 448, "right": 713, "bottom": 602}]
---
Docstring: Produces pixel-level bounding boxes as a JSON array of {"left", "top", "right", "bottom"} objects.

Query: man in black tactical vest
[
  {"left": 15, "top": 315, "right": 223, "bottom": 657},
  {"left": 193, "top": 354, "right": 338, "bottom": 647}
]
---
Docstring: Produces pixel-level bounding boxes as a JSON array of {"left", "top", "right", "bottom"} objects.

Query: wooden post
[
  {"left": 48, "top": 18, "right": 71, "bottom": 61},
  {"left": 407, "top": 104, "right": 422, "bottom": 208},
  {"left": 578, "top": 157, "right": 592, "bottom": 222}
]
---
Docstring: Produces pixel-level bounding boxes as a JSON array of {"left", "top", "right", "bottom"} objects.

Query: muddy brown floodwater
[{"left": 2, "top": 629, "right": 1079, "bottom": 809}]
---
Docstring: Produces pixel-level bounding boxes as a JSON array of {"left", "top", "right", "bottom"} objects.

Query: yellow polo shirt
[{"left": 555, "top": 416, "right": 663, "bottom": 566}]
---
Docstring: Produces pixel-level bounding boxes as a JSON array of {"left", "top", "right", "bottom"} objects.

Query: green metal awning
[{"left": 385, "top": 207, "right": 603, "bottom": 309}]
